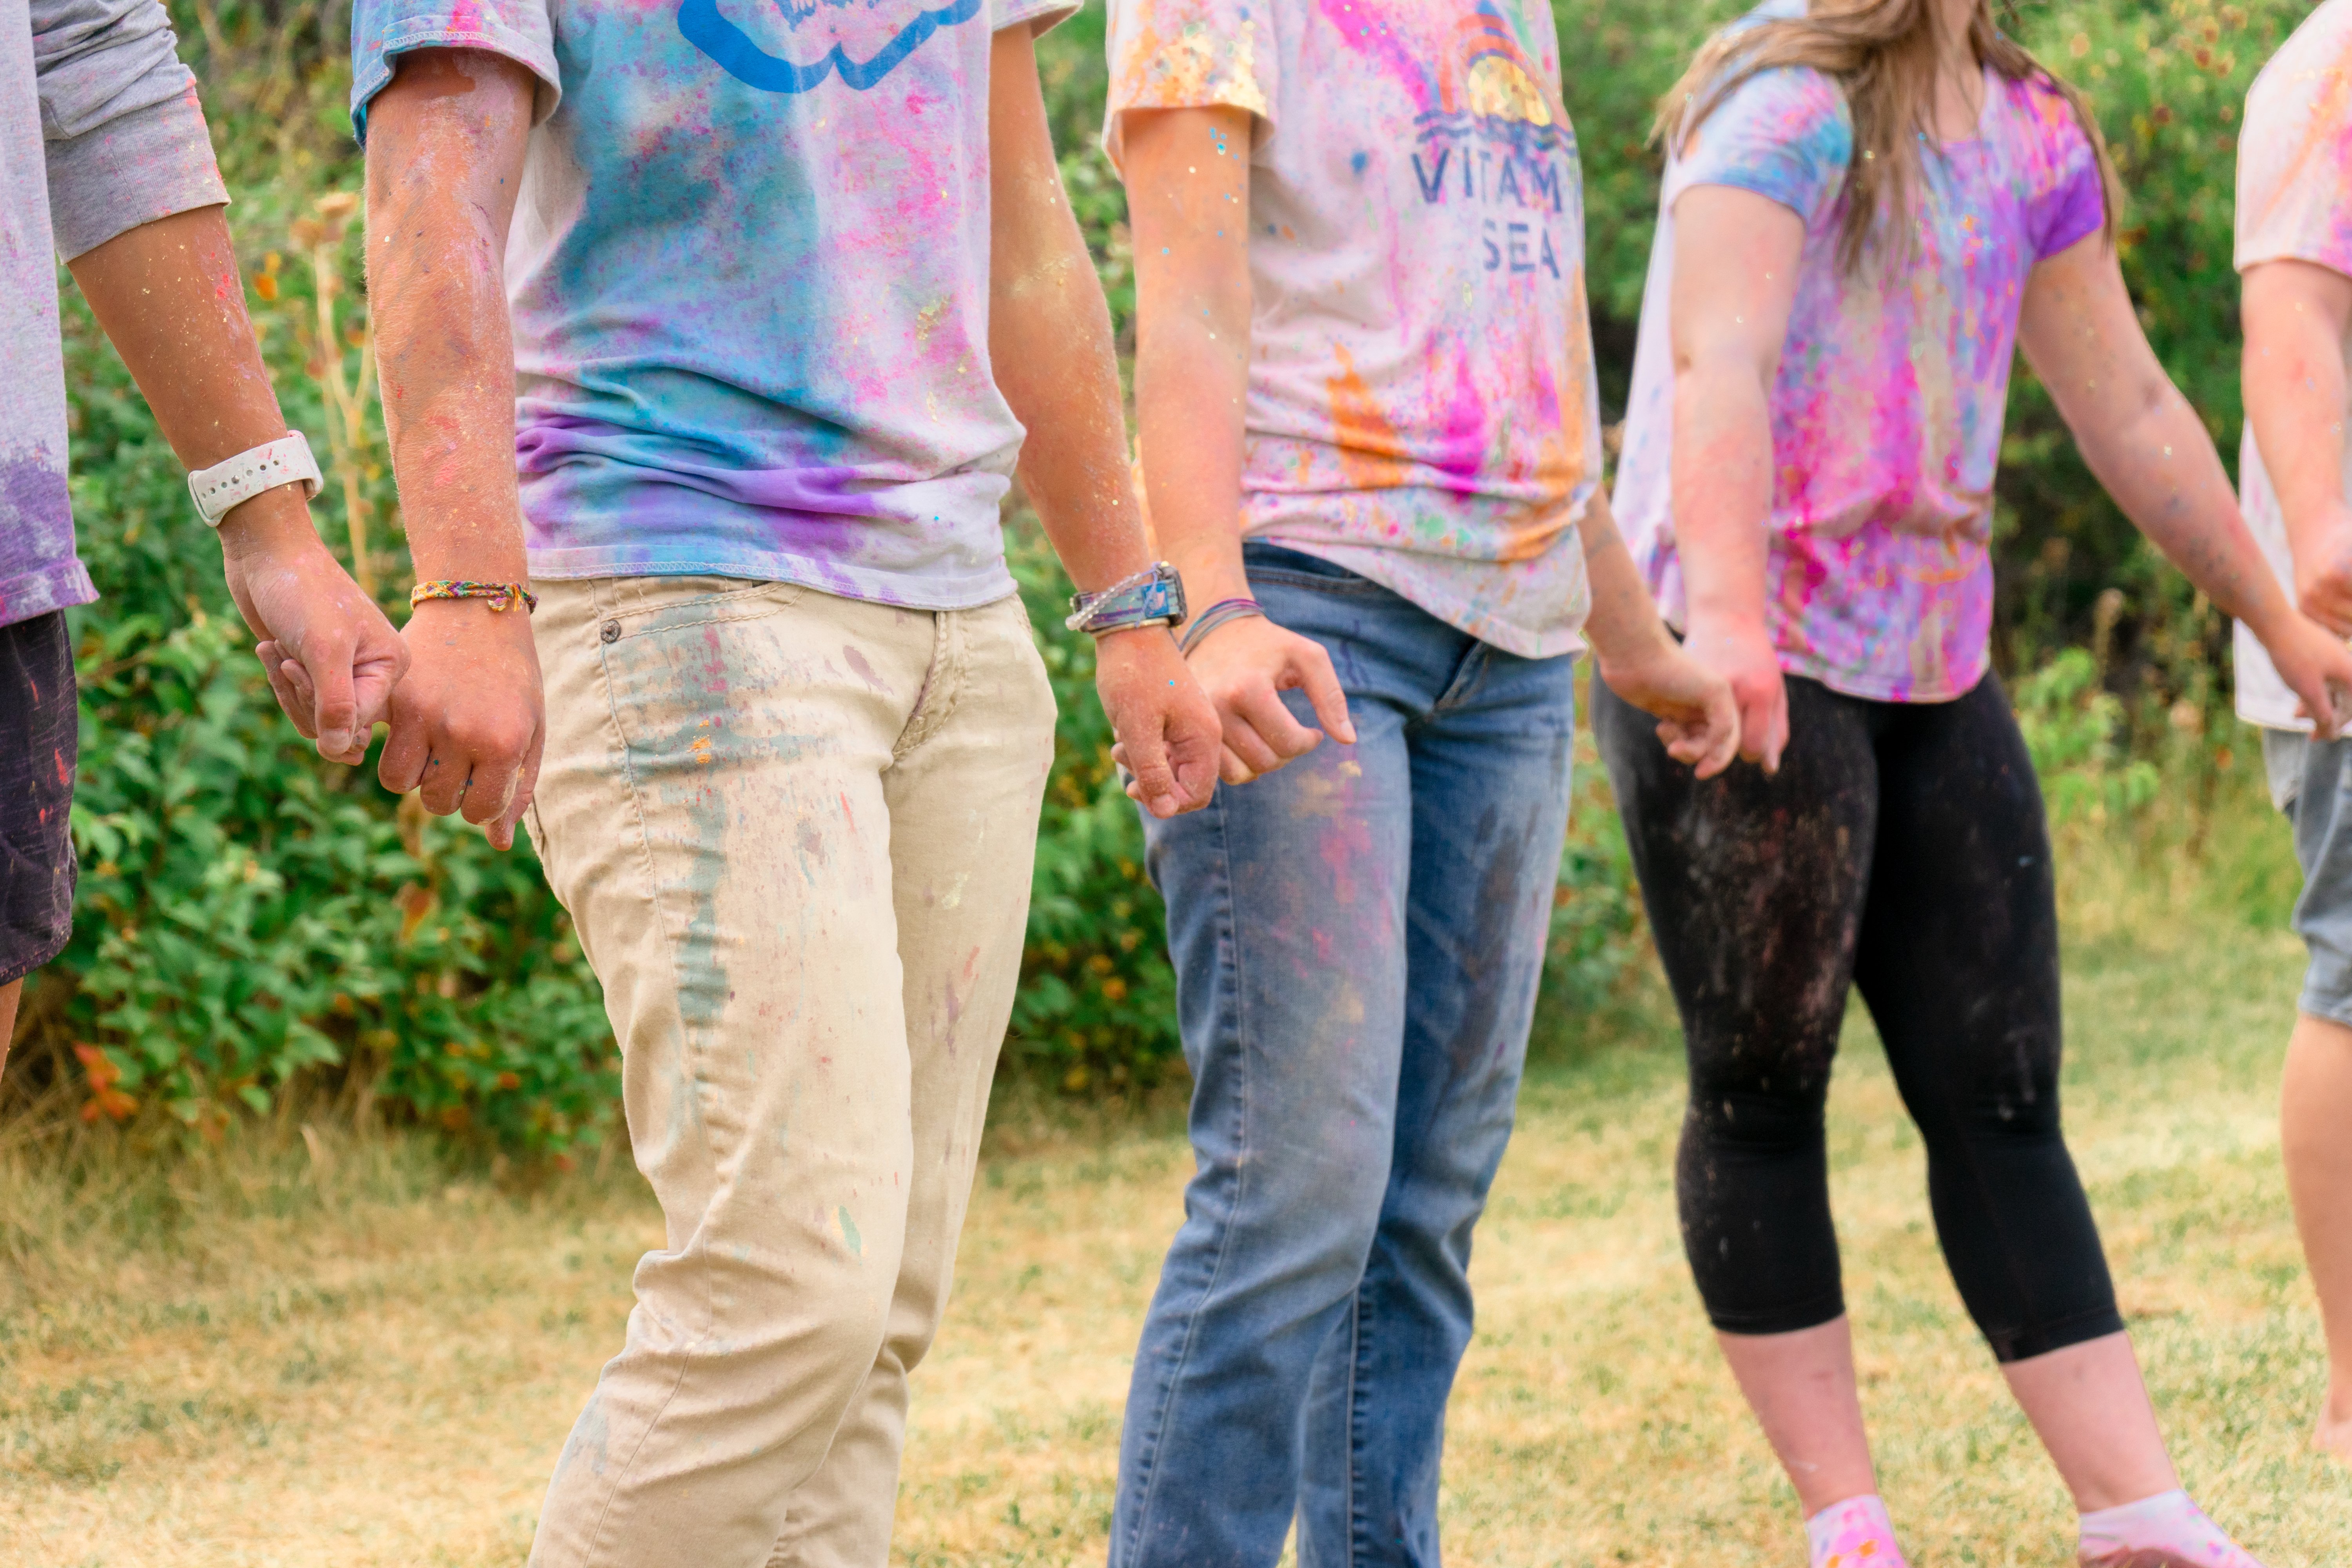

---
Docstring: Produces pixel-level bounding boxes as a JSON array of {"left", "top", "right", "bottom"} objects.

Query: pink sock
[
  {"left": 2076, "top": 1490, "right": 2267, "bottom": 1568},
  {"left": 1807, "top": 1494, "right": 1910, "bottom": 1568}
]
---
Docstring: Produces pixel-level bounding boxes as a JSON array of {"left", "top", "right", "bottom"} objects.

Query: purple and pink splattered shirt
[
  {"left": 352, "top": 0, "right": 1072, "bottom": 610},
  {"left": 1103, "top": 0, "right": 1600, "bottom": 658},
  {"left": 1613, "top": 1, "right": 2106, "bottom": 703}
]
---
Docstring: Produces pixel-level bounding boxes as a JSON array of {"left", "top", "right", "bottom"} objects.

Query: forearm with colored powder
[
  {"left": 68, "top": 207, "right": 316, "bottom": 547},
  {"left": 1666, "top": 186, "right": 1804, "bottom": 634},
  {"left": 363, "top": 49, "right": 535, "bottom": 586},
  {"left": 2023, "top": 234, "right": 2290, "bottom": 633},
  {"left": 1119, "top": 104, "right": 1255, "bottom": 611},
  {"left": 2244, "top": 260, "right": 2352, "bottom": 572},
  {"left": 987, "top": 27, "right": 1157, "bottom": 597}
]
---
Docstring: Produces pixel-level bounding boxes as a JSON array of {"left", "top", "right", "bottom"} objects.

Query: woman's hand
[
  {"left": 1597, "top": 635, "right": 1741, "bottom": 779},
  {"left": 1183, "top": 613, "right": 1355, "bottom": 784},
  {"left": 2259, "top": 609, "right": 2352, "bottom": 740},
  {"left": 1681, "top": 612, "right": 1788, "bottom": 772}
]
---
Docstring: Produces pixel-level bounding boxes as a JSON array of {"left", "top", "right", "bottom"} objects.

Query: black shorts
[{"left": 0, "top": 610, "right": 77, "bottom": 987}]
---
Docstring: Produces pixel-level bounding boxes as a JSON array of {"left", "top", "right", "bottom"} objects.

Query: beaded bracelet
[
  {"left": 410, "top": 579, "right": 539, "bottom": 614},
  {"left": 1178, "top": 597, "right": 1267, "bottom": 655}
]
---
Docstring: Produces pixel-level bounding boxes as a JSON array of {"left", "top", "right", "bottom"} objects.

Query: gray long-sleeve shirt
[{"left": 2, "top": 0, "right": 227, "bottom": 629}]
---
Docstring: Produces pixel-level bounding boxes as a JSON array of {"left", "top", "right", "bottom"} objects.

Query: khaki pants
[{"left": 523, "top": 576, "right": 1055, "bottom": 1568}]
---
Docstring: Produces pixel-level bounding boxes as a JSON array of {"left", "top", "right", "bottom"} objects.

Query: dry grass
[{"left": 4, "top": 859, "right": 2349, "bottom": 1563}]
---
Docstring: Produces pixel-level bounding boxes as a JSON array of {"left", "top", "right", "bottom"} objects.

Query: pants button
[{"left": 600, "top": 620, "right": 621, "bottom": 644}]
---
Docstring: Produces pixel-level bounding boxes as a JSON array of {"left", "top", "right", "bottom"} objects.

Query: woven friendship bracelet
[
  {"left": 410, "top": 580, "right": 540, "bottom": 614},
  {"left": 1178, "top": 597, "right": 1266, "bottom": 655}
]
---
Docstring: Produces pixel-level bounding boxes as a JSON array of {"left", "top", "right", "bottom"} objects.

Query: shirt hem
[
  {"left": 47, "top": 95, "right": 230, "bottom": 261},
  {"left": 523, "top": 548, "right": 1017, "bottom": 613},
  {"left": 351, "top": 21, "right": 563, "bottom": 140},
  {"left": 1254, "top": 535, "right": 1590, "bottom": 660},
  {"left": 2234, "top": 240, "right": 2352, "bottom": 280},
  {"left": 1775, "top": 648, "right": 1985, "bottom": 706},
  {"left": 0, "top": 562, "right": 100, "bottom": 632},
  {"left": 997, "top": 0, "right": 1079, "bottom": 37}
]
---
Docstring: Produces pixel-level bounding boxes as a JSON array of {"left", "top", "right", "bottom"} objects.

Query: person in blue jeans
[{"left": 1102, "top": 1, "right": 1738, "bottom": 1561}]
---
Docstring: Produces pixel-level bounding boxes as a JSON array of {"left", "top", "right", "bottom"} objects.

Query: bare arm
[
  {"left": 1577, "top": 488, "right": 1739, "bottom": 777},
  {"left": 2022, "top": 235, "right": 2352, "bottom": 733},
  {"left": 990, "top": 33, "right": 1217, "bottom": 815},
  {"left": 69, "top": 207, "right": 406, "bottom": 762},
  {"left": 2242, "top": 258, "right": 2352, "bottom": 633},
  {"left": 1119, "top": 102, "right": 1351, "bottom": 786},
  {"left": 364, "top": 49, "right": 543, "bottom": 846},
  {"left": 1667, "top": 185, "right": 1804, "bottom": 770}
]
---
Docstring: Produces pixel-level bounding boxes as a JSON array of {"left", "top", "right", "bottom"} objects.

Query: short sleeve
[
  {"left": 1102, "top": 0, "right": 1275, "bottom": 170},
  {"left": 32, "top": 0, "right": 230, "bottom": 259},
  {"left": 349, "top": 0, "right": 560, "bottom": 143},
  {"left": 1666, "top": 65, "right": 1852, "bottom": 230},
  {"left": 2016, "top": 76, "right": 2104, "bottom": 260},
  {"left": 995, "top": 0, "right": 1080, "bottom": 39},
  {"left": 2236, "top": 18, "right": 2352, "bottom": 280}
]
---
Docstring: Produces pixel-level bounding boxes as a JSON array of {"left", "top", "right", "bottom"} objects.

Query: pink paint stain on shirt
[{"left": 1615, "top": 7, "right": 2104, "bottom": 702}]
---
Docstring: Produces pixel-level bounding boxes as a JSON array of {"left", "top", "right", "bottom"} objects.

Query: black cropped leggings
[{"left": 1594, "top": 669, "right": 2124, "bottom": 1363}]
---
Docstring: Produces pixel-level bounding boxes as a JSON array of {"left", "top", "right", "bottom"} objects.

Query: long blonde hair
[{"left": 1656, "top": 0, "right": 2120, "bottom": 272}]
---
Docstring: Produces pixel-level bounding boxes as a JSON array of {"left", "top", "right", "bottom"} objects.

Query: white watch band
[{"left": 187, "top": 431, "right": 323, "bottom": 527}]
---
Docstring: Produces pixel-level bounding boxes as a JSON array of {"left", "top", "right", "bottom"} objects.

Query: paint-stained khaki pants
[{"left": 522, "top": 576, "right": 1055, "bottom": 1568}]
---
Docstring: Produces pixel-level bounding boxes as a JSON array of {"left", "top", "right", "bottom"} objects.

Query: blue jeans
[{"left": 1110, "top": 544, "right": 1577, "bottom": 1568}]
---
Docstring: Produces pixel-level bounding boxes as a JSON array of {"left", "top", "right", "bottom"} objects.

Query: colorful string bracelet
[
  {"left": 1178, "top": 597, "right": 1266, "bottom": 655},
  {"left": 410, "top": 579, "right": 539, "bottom": 614}
]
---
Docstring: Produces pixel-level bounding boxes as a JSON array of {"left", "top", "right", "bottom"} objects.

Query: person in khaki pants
[{"left": 349, "top": 1, "right": 1219, "bottom": 1562}]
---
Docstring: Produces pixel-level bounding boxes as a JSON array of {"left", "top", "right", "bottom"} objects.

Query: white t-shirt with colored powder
[
  {"left": 352, "top": 0, "right": 1072, "bottom": 611},
  {"left": 2233, "top": 0, "right": 2352, "bottom": 732},
  {"left": 1103, "top": 0, "right": 1599, "bottom": 658}
]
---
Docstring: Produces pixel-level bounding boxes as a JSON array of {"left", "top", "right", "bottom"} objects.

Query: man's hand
[
  {"left": 1598, "top": 637, "right": 1741, "bottom": 779},
  {"left": 377, "top": 604, "right": 545, "bottom": 849},
  {"left": 1682, "top": 612, "right": 1788, "bottom": 772},
  {"left": 1096, "top": 628, "right": 1220, "bottom": 818},
  {"left": 2294, "top": 498, "right": 2352, "bottom": 637},
  {"left": 1184, "top": 614, "right": 1355, "bottom": 785},
  {"left": 62, "top": 203, "right": 415, "bottom": 757},
  {"left": 219, "top": 501, "right": 407, "bottom": 763},
  {"left": 2262, "top": 608, "right": 2352, "bottom": 741}
]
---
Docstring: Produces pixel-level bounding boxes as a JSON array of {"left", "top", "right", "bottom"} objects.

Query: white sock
[
  {"left": 2076, "top": 1489, "right": 2266, "bottom": 1568},
  {"left": 1806, "top": 1494, "right": 1908, "bottom": 1568}
]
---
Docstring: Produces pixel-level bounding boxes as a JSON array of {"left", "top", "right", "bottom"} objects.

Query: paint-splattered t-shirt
[
  {"left": 2233, "top": 0, "right": 2352, "bottom": 732},
  {"left": 1103, "top": 0, "right": 1599, "bottom": 658},
  {"left": 351, "top": 0, "right": 1073, "bottom": 609},
  {"left": 4, "top": 0, "right": 227, "bottom": 630},
  {"left": 1613, "top": 1, "right": 2105, "bottom": 703}
]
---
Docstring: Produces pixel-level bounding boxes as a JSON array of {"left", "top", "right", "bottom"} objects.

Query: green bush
[
  {"left": 9, "top": 0, "right": 2306, "bottom": 1143},
  {"left": 54, "top": 167, "right": 614, "bottom": 1152}
]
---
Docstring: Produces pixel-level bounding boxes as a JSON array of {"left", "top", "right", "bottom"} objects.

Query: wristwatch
[
  {"left": 188, "top": 431, "right": 323, "bottom": 527},
  {"left": 1065, "top": 561, "right": 1188, "bottom": 637}
]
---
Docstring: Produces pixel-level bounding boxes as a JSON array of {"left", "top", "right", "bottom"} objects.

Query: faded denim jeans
[
  {"left": 522, "top": 576, "right": 1054, "bottom": 1568},
  {"left": 1111, "top": 544, "right": 1577, "bottom": 1568}
]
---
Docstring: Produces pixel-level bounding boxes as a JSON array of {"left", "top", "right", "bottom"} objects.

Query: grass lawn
[{"left": 3, "top": 813, "right": 2349, "bottom": 1563}]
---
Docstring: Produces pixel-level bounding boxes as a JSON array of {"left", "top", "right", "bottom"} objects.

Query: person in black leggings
[
  {"left": 1595, "top": 671, "right": 2120, "bottom": 1361},
  {"left": 1604, "top": 3, "right": 2352, "bottom": 1561}
]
